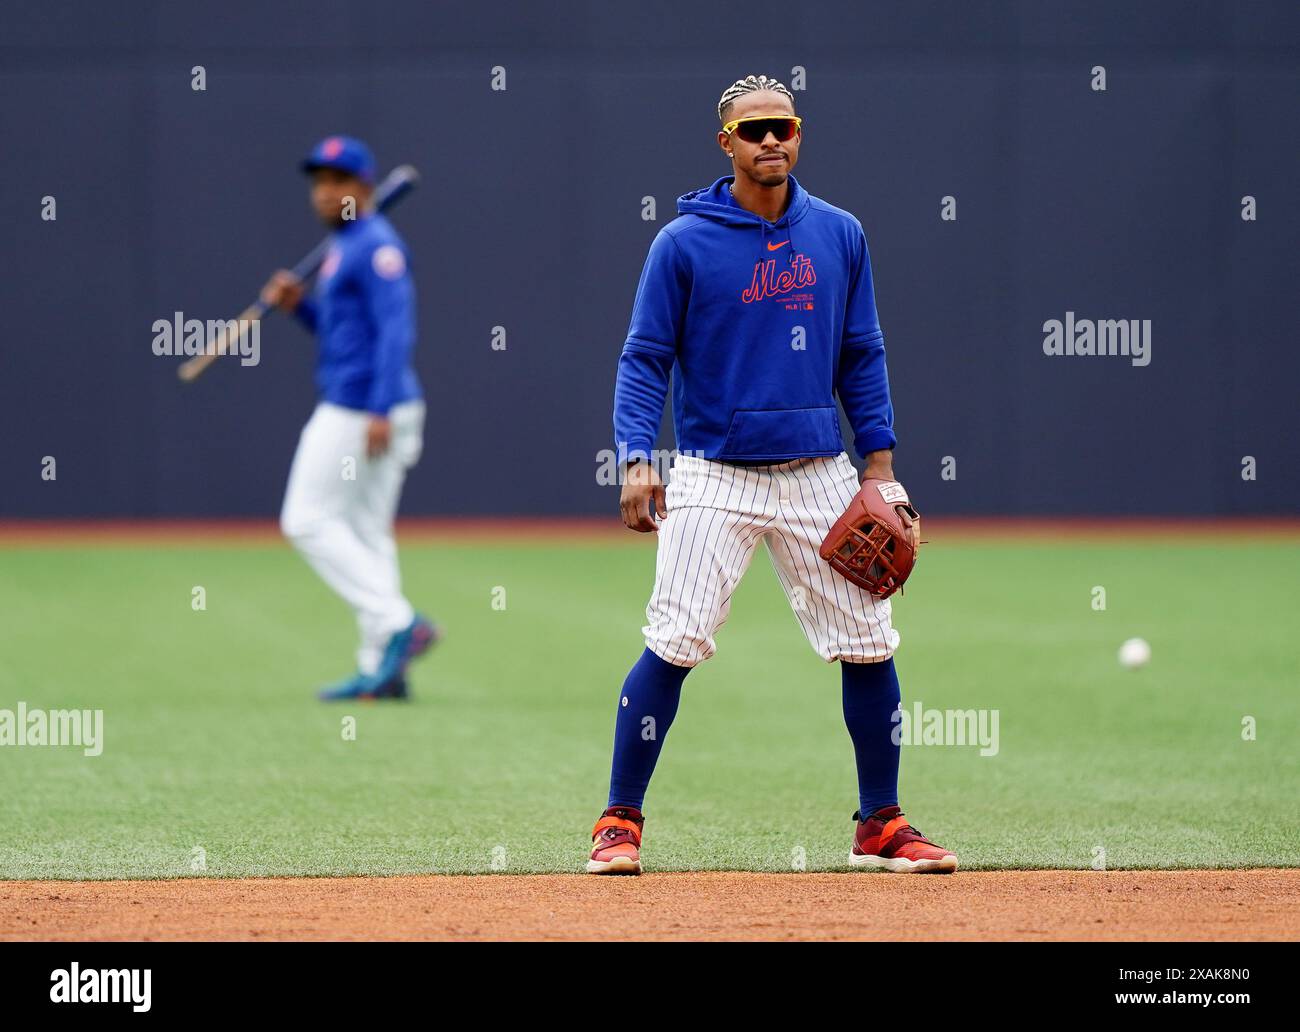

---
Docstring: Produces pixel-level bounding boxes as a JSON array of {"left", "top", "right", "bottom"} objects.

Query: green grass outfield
[{"left": 1, "top": 532, "right": 1297, "bottom": 878}]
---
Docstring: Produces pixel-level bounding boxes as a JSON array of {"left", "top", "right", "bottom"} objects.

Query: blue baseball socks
[
  {"left": 607, "top": 647, "right": 691, "bottom": 809},
  {"left": 606, "top": 649, "right": 901, "bottom": 818},
  {"left": 841, "top": 657, "right": 902, "bottom": 817}
]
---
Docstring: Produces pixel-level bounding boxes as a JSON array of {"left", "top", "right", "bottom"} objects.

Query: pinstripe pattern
[{"left": 643, "top": 452, "right": 898, "bottom": 666}]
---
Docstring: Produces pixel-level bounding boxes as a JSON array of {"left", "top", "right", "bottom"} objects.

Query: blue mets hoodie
[
  {"left": 293, "top": 212, "right": 423, "bottom": 416},
  {"left": 614, "top": 174, "right": 895, "bottom": 464}
]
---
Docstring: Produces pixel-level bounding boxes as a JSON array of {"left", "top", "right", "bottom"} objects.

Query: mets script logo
[{"left": 742, "top": 252, "right": 816, "bottom": 304}]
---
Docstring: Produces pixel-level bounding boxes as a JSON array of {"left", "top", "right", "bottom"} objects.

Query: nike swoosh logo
[{"left": 767, "top": 240, "right": 791, "bottom": 251}]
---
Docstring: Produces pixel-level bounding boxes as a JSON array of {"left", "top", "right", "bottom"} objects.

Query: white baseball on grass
[{"left": 1118, "top": 637, "right": 1151, "bottom": 669}]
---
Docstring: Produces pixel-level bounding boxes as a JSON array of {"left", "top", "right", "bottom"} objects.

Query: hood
[
  {"left": 677, "top": 175, "right": 810, "bottom": 265},
  {"left": 677, "top": 174, "right": 811, "bottom": 227}
]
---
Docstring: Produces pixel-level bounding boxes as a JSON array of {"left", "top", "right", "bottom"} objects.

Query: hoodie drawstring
[{"left": 706, "top": 175, "right": 803, "bottom": 266}]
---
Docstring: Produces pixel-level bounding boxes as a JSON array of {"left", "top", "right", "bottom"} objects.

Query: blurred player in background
[
  {"left": 588, "top": 77, "right": 956, "bottom": 874},
  {"left": 261, "top": 135, "right": 436, "bottom": 701}
]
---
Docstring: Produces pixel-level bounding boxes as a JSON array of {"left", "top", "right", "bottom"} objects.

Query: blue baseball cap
[{"left": 301, "top": 135, "right": 376, "bottom": 183}]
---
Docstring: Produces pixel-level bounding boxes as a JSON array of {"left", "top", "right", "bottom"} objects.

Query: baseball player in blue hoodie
[
  {"left": 260, "top": 136, "right": 436, "bottom": 701},
  {"left": 588, "top": 77, "right": 957, "bottom": 874}
]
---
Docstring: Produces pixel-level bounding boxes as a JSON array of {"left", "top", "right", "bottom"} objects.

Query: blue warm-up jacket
[
  {"left": 294, "top": 212, "right": 423, "bottom": 415},
  {"left": 613, "top": 175, "right": 895, "bottom": 464}
]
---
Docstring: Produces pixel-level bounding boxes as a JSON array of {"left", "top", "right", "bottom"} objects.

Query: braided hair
[{"left": 717, "top": 74, "right": 796, "bottom": 123}]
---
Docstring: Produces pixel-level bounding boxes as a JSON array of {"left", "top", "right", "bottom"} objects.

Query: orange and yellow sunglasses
[{"left": 721, "top": 115, "right": 803, "bottom": 143}]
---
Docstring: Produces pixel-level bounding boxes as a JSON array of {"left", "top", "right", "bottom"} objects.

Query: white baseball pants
[
  {"left": 644, "top": 452, "right": 899, "bottom": 667},
  {"left": 280, "top": 400, "right": 425, "bottom": 675}
]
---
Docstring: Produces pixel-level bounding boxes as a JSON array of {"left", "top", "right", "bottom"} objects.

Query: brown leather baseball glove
[{"left": 818, "top": 479, "right": 920, "bottom": 599}]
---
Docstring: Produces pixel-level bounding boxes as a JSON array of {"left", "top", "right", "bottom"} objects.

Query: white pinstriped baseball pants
[{"left": 643, "top": 452, "right": 899, "bottom": 667}]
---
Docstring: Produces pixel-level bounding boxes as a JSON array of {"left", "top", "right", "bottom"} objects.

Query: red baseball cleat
[
  {"left": 849, "top": 805, "right": 958, "bottom": 873},
  {"left": 586, "top": 805, "right": 644, "bottom": 875}
]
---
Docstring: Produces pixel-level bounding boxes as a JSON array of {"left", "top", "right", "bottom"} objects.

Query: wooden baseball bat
[{"left": 177, "top": 164, "right": 420, "bottom": 383}]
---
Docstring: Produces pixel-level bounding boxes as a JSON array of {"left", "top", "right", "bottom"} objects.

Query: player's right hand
[
  {"left": 260, "top": 270, "right": 305, "bottom": 312},
  {"left": 620, "top": 461, "right": 667, "bottom": 533}
]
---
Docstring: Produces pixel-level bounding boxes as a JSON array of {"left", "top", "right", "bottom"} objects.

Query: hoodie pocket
[{"left": 718, "top": 407, "right": 843, "bottom": 460}]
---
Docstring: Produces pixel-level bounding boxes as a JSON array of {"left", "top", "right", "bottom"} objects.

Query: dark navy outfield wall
[{"left": 1, "top": 1, "right": 1297, "bottom": 517}]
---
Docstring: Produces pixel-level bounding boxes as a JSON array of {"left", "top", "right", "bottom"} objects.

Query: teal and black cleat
[
  {"left": 317, "top": 671, "right": 409, "bottom": 702},
  {"left": 372, "top": 615, "right": 439, "bottom": 686}
]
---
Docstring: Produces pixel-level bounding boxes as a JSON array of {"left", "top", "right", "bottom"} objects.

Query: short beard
[{"left": 742, "top": 165, "right": 788, "bottom": 188}]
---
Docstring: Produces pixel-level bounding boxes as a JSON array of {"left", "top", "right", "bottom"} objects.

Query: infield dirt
[{"left": 2, "top": 870, "right": 1296, "bottom": 941}]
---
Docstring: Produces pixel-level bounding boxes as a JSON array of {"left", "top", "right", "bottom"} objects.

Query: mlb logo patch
[{"left": 876, "top": 482, "right": 909, "bottom": 505}]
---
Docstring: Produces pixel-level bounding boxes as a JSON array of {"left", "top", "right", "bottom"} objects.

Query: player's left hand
[
  {"left": 868, "top": 480, "right": 919, "bottom": 553},
  {"left": 862, "top": 452, "right": 920, "bottom": 552},
  {"left": 260, "top": 269, "right": 305, "bottom": 313},
  {"left": 366, "top": 416, "right": 392, "bottom": 457}
]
